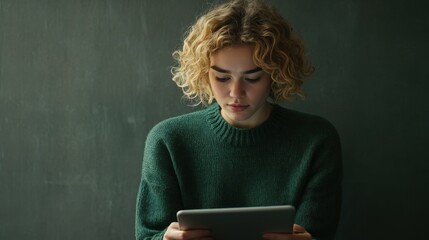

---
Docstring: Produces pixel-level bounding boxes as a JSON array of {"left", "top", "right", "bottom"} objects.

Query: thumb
[{"left": 293, "top": 224, "right": 307, "bottom": 233}]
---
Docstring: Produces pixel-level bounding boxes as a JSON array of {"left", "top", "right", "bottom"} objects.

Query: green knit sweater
[{"left": 135, "top": 103, "right": 342, "bottom": 240}]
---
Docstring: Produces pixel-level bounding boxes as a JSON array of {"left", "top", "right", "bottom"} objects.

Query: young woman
[{"left": 136, "top": 0, "right": 342, "bottom": 239}]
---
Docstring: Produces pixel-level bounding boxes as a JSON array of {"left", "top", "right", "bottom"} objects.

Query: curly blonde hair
[{"left": 172, "top": 0, "right": 314, "bottom": 105}]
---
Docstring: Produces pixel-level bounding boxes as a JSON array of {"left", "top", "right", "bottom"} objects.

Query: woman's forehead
[{"left": 210, "top": 45, "right": 257, "bottom": 71}]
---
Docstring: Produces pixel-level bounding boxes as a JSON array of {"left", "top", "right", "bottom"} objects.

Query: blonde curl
[{"left": 172, "top": 0, "right": 314, "bottom": 106}]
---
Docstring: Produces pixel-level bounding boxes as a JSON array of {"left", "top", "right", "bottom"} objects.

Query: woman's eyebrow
[{"left": 210, "top": 65, "right": 262, "bottom": 74}]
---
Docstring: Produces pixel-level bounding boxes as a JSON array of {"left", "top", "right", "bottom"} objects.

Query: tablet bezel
[{"left": 177, "top": 205, "right": 295, "bottom": 240}]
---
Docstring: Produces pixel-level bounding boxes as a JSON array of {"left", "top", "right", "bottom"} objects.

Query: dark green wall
[{"left": 0, "top": 0, "right": 428, "bottom": 239}]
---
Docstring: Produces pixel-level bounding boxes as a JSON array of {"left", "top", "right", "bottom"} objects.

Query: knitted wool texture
[{"left": 136, "top": 103, "right": 342, "bottom": 240}]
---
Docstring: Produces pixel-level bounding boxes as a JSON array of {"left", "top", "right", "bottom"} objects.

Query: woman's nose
[{"left": 230, "top": 79, "right": 245, "bottom": 98}]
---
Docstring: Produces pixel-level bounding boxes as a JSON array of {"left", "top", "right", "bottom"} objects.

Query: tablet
[{"left": 177, "top": 205, "right": 295, "bottom": 240}]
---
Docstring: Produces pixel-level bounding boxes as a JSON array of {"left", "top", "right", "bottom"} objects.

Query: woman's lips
[{"left": 227, "top": 104, "right": 249, "bottom": 112}]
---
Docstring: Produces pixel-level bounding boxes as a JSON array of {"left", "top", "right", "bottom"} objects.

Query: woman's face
[{"left": 209, "top": 45, "right": 272, "bottom": 128}]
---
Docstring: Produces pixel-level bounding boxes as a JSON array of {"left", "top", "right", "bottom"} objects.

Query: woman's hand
[
  {"left": 163, "top": 222, "right": 212, "bottom": 240},
  {"left": 262, "top": 224, "right": 312, "bottom": 240}
]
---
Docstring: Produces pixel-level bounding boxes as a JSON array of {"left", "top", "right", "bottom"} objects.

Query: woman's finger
[
  {"left": 163, "top": 222, "right": 211, "bottom": 240},
  {"left": 293, "top": 224, "right": 306, "bottom": 233},
  {"left": 263, "top": 224, "right": 312, "bottom": 240},
  {"left": 293, "top": 224, "right": 312, "bottom": 239}
]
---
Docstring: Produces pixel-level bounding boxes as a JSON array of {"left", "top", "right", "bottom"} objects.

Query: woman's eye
[
  {"left": 215, "top": 77, "right": 230, "bottom": 82},
  {"left": 245, "top": 77, "right": 261, "bottom": 83}
]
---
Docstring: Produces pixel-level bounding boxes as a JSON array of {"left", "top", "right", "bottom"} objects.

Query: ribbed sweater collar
[{"left": 205, "top": 102, "right": 284, "bottom": 147}]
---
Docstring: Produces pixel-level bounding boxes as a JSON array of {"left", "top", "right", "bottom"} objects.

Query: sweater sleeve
[
  {"left": 294, "top": 123, "right": 343, "bottom": 240},
  {"left": 135, "top": 126, "right": 183, "bottom": 240}
]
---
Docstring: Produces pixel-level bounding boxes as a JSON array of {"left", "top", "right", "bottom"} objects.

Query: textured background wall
[{"left": 1, "top": 0, "right": 428, "bottom": 239}]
